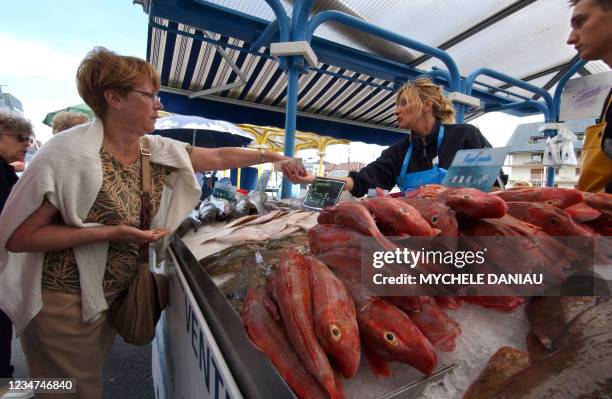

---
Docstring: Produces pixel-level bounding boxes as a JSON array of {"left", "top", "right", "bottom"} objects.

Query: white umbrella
[{"left": 154, "top": 114, "right": 254, "bottom": 147}]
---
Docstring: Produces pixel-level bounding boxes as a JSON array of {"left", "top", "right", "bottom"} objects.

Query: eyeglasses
[
  {"left": 0, "top": 133, "right": 33, "bottom": 144},
  {"left": 129, "top": 89, "right": 161, "bottom": 103}
]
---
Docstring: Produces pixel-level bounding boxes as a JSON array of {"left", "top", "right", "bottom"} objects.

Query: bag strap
[{"left": 140, "top": 137, "right": 152, "bottom": 262}]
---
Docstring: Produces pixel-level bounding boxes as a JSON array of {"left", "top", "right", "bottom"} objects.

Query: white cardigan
[{"left": 0, "top": 118, "right": 201, "bottom": 334}]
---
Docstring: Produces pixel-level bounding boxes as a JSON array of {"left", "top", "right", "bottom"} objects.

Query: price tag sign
[
  {"left": 302, "top": 177, "right": 346, "bottom": 210},
  {"left": 442, "top": 147, "right": 509, "bottom": 192}
]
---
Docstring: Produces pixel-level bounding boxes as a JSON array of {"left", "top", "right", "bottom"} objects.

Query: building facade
[
  {"left": 0, "top": 86, "right": 24, "bottom": 112},
  {"left": 504, "top": 118, "right": 593, "bottom": 188}
]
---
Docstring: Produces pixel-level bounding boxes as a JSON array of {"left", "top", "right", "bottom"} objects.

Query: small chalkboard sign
[{"left": 302, "top": 177, "right": 346, "bottom": 210}]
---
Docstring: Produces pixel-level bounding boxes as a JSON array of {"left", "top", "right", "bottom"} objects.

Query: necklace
[{"left": 103, "top": 140, "right": 141, "bottom": 167}]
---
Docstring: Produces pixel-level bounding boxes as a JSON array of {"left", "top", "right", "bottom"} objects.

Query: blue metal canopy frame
[{"left": 144, "top": 0, "right": 586, "bottom": 194}]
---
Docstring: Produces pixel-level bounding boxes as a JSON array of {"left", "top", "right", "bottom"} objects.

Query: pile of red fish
[{"left": 241, "top": 185, "right": 611, "bottom": 399}]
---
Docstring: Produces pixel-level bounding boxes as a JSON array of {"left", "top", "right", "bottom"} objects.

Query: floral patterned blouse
[{"left": 41, "top": 143, "right": 176, "bottom": 294}]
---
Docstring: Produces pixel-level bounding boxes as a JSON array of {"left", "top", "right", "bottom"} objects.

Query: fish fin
[
  {"left": 262, "top": 294, "right": 281, "bottom": 322},
  {"left": 372, "top": 231, "right": 398, "bottom": 252},
  {"left": 364, "top": 345, "right": 391, "bottom": 377}
]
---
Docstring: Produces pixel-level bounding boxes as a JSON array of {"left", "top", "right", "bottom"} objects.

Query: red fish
[
  {"left": 306, "top": 256, "right": 361, "bottom": 379},
  {"left": 241, "top": 288, "right": 331, "bottom": 399},
  {"left": 434, "top": 297, "right": 464, "bottom": 310},
  {"left": 463, "top": 296, "right": 525, "bottom": 312},
  {"left": 403, "top": 197, "right": 459, "bottom": 236},
  {"left": 583, "top": 191, "right": 612, "bottom": 214},
  {"left": 506, "top": 202, "right": 593, "bottom": 237},
  {"left": 308, "top": 224, "right": 365, "bottom": 255},
  {"left": 344, "top": 280, "right": 437, "bottom": 375},
  {"left": 389, "top": 296, "right": 430, "bottom": 312},
  {"left": 564, "top": 202, "right": 601, "bottom": 222},
  {"left": 316, "top": 247, "right": 363, "bottom": 282},
  {"left": 583, "top": 193, "right": 612, "bottom": 234},
  {"left": 268, "top": 249, "right": 341, "bottom": 399},
  {"left": 459, "top": 215, "right": 570, "bottom": 280},
  {"left": 363, "top": 197, "right": 436, "bottom": 236},
  {"left": 493, "top": 187, "right": 584, "bottom": 209},
  {"left": 318, "top": 202, "right": 397, "bottom": 251},
  {"left": 404, "top": 184, "right": 448, "bottom": 199},
  {"left": 437, "top": 187, "right": 508, "bottom": 219},
  {"left": 403, "top": 297, "right": 461, "bottom": 352}
]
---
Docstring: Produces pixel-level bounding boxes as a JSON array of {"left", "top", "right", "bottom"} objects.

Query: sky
[
  {"left": 0, "top": 0, "right": 149, "bottom": 142},
  {"left": 1, "top": 0, "right": 543, "bottom": 164}
]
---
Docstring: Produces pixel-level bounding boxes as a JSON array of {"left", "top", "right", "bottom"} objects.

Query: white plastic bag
[{"left": 542, "top": 124, "right": 578, "bottom": 166}]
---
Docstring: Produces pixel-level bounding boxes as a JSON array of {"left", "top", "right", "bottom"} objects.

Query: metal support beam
[
  {"left": 532, "top": 55, "right": 582, "bottom": 101},
  {"left": 306, "top": 10, "right": 462, "bottom": 91},
  {"left": 410, "top": 0, "right": 537, "bottom": 67},
  {"left": 282, "top": 0, "right": 313, "bottom": 199},
  {"left": 281, "top": 65, "right": 300, "bottom": 198},
  {"left": 552, "top": 58, "right": 588, "bottom": 121}
]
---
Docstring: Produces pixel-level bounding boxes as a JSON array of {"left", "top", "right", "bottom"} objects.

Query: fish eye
[
  {"left": 549, "top": 218, "right": 558, "bottom": 225},
  {"left": 545, "top": 200, "right": 556, "bottom": 206},
  {"left": 399, "top": 208, "right": 408, "bottom": 214},
  {"left": 431, "top": 215, "right": 438, "bottom": 224},
  {"left": 463, "top": 195, "right": 471, "bottom": 199},
  {"left": 384, "top": 331, "right": 398, "bottom": 346},
  {"left": 330, "top": 324, "right": 341, "bottom": 341},
  {"left": 494, "top": 233, "right": 503, "bottom": 243}
]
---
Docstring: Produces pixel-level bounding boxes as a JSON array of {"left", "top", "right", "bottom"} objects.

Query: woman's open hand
[{"left": 109, "top": 224, "right": 172, "bottom": 245}]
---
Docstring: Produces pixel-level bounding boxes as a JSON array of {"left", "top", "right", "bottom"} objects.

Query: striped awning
[{"left": 149, "top": 18, "right": 401, "bottom": 132}]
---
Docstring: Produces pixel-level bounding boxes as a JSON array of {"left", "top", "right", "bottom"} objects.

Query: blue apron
[{"left": 396, "top": 125, "right": 447, "bottom": 193}]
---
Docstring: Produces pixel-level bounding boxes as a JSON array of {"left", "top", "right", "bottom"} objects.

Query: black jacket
[
  {"left": 349, "top": 121, "right": 490, "bottom": 197},
  {"left": 0, "top": 156, "right": 18, "bottom": 214}
]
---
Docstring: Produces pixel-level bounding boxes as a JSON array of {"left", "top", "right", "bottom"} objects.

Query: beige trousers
[{"left": 20, "top": 289, "right": 117, "bottom": 399}]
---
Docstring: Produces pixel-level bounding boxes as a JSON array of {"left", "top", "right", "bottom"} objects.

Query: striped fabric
[{"left": 148, "top": 18, "right": 399, "bottom": 129}]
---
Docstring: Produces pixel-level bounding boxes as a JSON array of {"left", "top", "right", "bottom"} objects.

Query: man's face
[{"left": 567, "top": 0, "right": 612, "bottom": 62}]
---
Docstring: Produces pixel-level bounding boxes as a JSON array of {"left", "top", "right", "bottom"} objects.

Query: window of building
[
  {"left": 530, "top": 168, "right": 544, "bottom": 181},
  {"left": 576, "top": 168, "right": 581, "bottom": 175}
]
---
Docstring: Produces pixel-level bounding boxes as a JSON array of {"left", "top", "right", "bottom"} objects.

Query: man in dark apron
[{"left": 568, "top": 0, "right": 612, "bottom": 193}]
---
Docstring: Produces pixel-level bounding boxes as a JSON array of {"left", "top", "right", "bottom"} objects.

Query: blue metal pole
[
  {"left": 485, "top": 100, "right": 550, "bottom": 120},
  {"left": 280, "top": 0, "right": 312, "bottom": 198},
  {"left": 306, "top": 11, "right": 461, "bottom": 92},
  {"left": 552, "top": 59, "right": 588, "bottom": 121},
  {"left": 417, "top": 68, "right": 451, "bottom": 83},
  {"left": 262, "top": 0, "right": 290, "bottom": 42},
  {"left": 281, "top": 63, "right": 300, "bottom": 198},
  {"left": 250, "top": 20, "right": 280, "bottom": 50},
  {"left": 465, "top": 68, "right": 555, "bottom": 118}
]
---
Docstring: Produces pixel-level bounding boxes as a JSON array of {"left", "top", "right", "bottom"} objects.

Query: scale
[{"left": 302, "top": 176, "right": 346, "bottom": 210}]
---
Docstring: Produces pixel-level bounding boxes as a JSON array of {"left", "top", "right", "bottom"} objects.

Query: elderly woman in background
[
  {"left": 288, "top": 78, "right": 492, "bottom": 195},
  {"left": 51, "top": 111, "right": 90, "bottom": 134},
  {"left": 0, "top": 47, "right": 304, "bottom": 398},
  {"left": 0, "top": 110, "right": 33, "bottom": 382}
]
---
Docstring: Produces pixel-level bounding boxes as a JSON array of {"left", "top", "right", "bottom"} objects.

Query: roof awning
[{"left": 138, "top": 0, "right": 609, "bottom": 145}]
